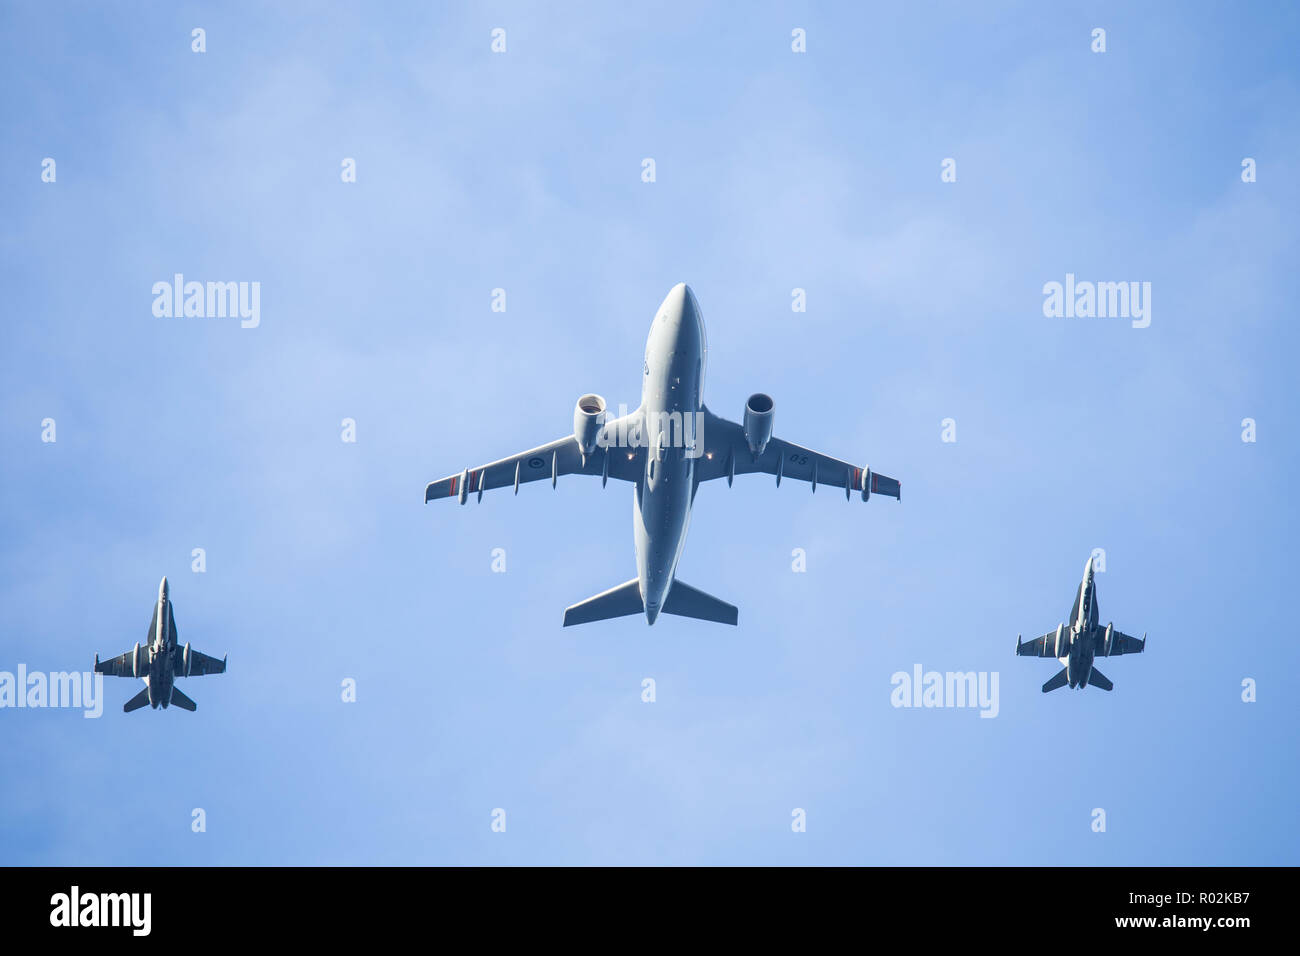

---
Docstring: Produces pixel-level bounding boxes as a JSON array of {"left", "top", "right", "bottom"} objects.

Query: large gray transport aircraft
[
  {"left": 1015, "top": 556, "right": 1146, "bottom": 692},
  {"left": 425, "top": 283, "right": 900, "bottom": 627},
  {"left": 94, "top": 577, "right": 227, "bottom": 712}
]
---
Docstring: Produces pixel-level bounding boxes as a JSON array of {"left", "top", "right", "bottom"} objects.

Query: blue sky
[{"left": 1, "top": 1, "right": 1296, "bottom": 864}]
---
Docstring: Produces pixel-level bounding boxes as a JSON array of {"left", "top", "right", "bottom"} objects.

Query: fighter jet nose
[
  {"left": 159, "top": 576, "right": 169, "bottom": 596},
  {"left": 645, "top": 605, "right": 660, "bottom": 625}
]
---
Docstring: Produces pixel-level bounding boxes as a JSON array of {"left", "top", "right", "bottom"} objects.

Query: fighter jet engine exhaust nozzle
[
  {"left": 742, "top": 393, "right": 774, "bottom": 457},
  {"left": 573, "top": 393, "right": 608, "bottom": 456},
  {"left": 132, "top": 641, "right": 142, "bottom": 678}
]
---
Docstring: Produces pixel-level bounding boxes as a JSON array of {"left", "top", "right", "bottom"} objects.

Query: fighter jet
[
  {"left": 425, "top": 283, "right": 900, "bottom": 626},
  {"left": 1015, "top": 556, "right": 1146, "bottom": 692},
  {"left": 94, "top": 577, "right": 226, "bottom": 712}
]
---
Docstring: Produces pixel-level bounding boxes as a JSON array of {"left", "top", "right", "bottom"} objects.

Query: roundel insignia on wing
[{"left": 528, "top": 457, "right": 545, "bottom": 469}]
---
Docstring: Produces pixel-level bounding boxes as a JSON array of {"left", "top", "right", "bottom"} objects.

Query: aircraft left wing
[
  {"left": 425, "top": 415, "right": 645, "bottom": 504},
  {"left": 693, "top": 407, "right": 900, "bottom": 499},
  {"left": 1097, "top": 629, "right": 1146, "bottom": 657},
  {"left": 94, "top": 647, "right": 147, "bottom": 678}
]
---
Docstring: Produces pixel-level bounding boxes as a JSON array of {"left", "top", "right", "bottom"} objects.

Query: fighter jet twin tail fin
[
  {"left": 122, "top": 686, "right": 198, "bottom": 713},
  {"left": 562, "top": 579, "right": 739, "bottom": 627},
  {"left": 1041, "top": 667, "right": 1113, "bottom": 693}
]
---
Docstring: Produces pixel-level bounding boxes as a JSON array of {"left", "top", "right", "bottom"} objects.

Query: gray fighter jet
[
  {"left": 1016, "top": 556, "right": 1146, "bottom": 692},
  {"left": 94, "top": 577, "right": 226, "bottom": 712},
  {"left": 424, "top": 283, "right": 900, "bottom": 626}
]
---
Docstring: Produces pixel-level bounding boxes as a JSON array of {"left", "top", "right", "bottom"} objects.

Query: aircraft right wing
[
  {"left": 1097, "top": 629, "right": 1146, "bottom": 657},
  {"left": 425, "top": 413, "right": 645, "bottom": 504},
  {"left": 180, "top": 648, "right": 227, "bottom": 676},
  {"left": 1016, "top": 631, "right": 1063, "bottom": 658},
  {"left": 693, "top": 407, "right": 900, "bottom": 499}
]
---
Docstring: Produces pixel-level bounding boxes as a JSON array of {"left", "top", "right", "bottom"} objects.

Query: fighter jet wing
[
  {"left": 94, "top": 647, "right": 147, "bottom": 678},
  {"left": 1016, "top": 632, "right": 1062, "bottom": 658},
  {"left": 425, "top": 414, "right": 645, "bottom": 503},
  {"left": 693, "top": 407, "right": 900, "bottom": 499},
  {"left": 179, "top": 648, "right": 227, "bottom": 676},
  {"left": 1098, "top": 629, "right": 1146, "bottom": 656}
]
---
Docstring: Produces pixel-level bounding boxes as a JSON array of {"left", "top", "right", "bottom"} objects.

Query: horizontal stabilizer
[
  {"left": 661, "top": 580, "right": 738, "bottom": 626},
  {"left": 123, "top": 686, "right": 151, "bottom": 713},
  {"left": 1086, "top": 667, "right": 1113, "bottom": 691},
  {"left": 563, "top": 579, "right": 643, "bottom": 627},
  {"left": 170, "top": 686, "right": 197, "bottom": 711},
  {"left": 1041, "top": 667, "right": 1069, "bottom": 694}
]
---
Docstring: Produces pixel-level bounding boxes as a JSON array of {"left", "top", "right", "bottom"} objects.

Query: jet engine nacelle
[
  {"left": 1053, "top": 623, "right": 1065, "bottom": 658},
  {"left": 1103, "top": 623, "right": 1113, "bottom": 656},
  {"left": 742, "top": 393, "right": 774, "bottom": 457},
  {"left": 573, "top": 393, "right": 608, "bottom": 456},
  {"left": 182, "top": 642, "right": 192, "bottom": 677},
  {"left": 132, "top": 641, "right": 142, "bottom": 678}
]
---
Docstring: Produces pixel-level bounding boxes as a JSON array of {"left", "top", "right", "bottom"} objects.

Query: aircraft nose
[
  {"left": 668, "top": 283, "right": 703, "bottom": 348},
  {"left": 677, "top": 282, "right": 698, "bottom": 316},
  {"left": 159, "top": 576, "right": 169, "bottom": 598},
  {"left": 659, "top": 283, "right": 697, "bottom": 323},
  {"left": 645, "top": 605, "right": 659, "bottom": 626}
]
